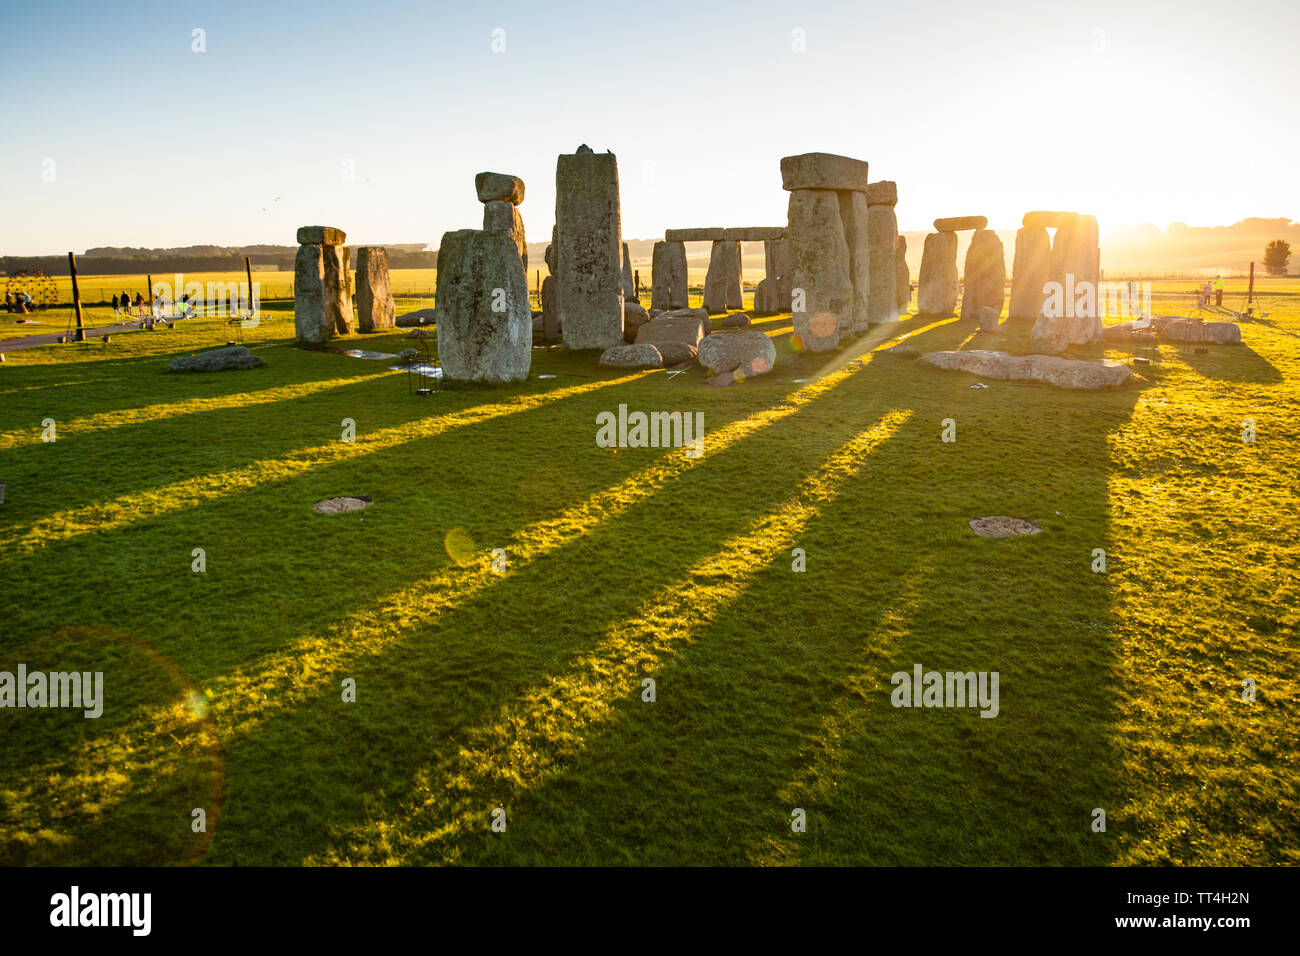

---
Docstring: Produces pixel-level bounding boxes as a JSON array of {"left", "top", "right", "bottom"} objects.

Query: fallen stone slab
[
  {"left": 297, "top": 225, "right": 346, "bottom": 245},
  {"left": 636, "top": 313, "right": 706, "bottom": 349},
  {"left": 934, "top": 216, "right": 988, "bottom": 232},
  {"left": 721, "top": 312, "right": 751, "bottom": 328},
  {"left": 396, "top": 308, "right": 437, "bottom": 327},
  {"left": 600, "top": 343, "right": 663, "bottom": 368},
  {"left": 656, "top": 341, "right": 697, "bottom": 365},
  {"left": 699, "top": 330, "right": 776, "bottom": 378},
  {"left": 865, "top": 181, "right": 897, "bottom": 207},
  {"left": 665, "top": 228, "right": 725, "bottom": 242},
  {"left": 780, "top": 152, "right": 869, "bottom": 192},
  {"left": 475, "top": 172, "right": 525, "bottom": 205},
  {"left": 920, "top": 349, "right": 1134, "bottom": 389},
  {"left": 722, "top": 226, "right": 785, "bottom": 241},
  {"left": 167, "top": 345, "right": 266, "bottom": 372},
  {"left": 1157, "top": 319, "right": 1242, "bottom": 344}
]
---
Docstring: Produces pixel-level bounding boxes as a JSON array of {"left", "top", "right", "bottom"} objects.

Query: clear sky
[{"left": 2, "top": 0, "right": 1297, "bottom": 254}]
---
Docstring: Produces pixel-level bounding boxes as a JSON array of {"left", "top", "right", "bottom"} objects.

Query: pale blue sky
[{"left": 2, "top": 0, "right": 1297, "bottom": 254}]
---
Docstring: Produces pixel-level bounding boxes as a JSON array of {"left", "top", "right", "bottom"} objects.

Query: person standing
[
  {"left": 111, "top": 293, "right": 121, "bottom": 316},
  {"left": 1213, "top": 275, "right": 1224, "bottom": 307}
]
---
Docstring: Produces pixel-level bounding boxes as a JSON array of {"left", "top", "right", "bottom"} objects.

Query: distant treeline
[{"left": 1, "top": 246, "right": 437, "bottom": 276}]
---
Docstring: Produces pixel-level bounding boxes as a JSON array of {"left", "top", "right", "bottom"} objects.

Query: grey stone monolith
[{"left": 555, "top": 146, "right": 623, "bottom": 350}]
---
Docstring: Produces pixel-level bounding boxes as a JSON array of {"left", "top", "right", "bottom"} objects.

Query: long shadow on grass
[{"left": 419, "top": 321, "right": 1143, "bottom": 864}]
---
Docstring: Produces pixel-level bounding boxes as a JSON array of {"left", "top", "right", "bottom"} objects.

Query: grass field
[{"left": 0, "top": 282, "right": 1296, "bottom": 865}]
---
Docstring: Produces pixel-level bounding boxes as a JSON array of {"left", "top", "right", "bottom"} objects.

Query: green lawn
[{"left": 0, "top": 286, "right": 1296, "bottom": 866}]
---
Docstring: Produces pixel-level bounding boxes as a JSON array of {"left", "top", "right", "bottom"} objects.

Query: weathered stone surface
[
  {"left": 722, "top": 312, "right": 751, "bottom": 328},
  {"left": 839, "top": 190, "right": 872, "bottom": 332},
  {"left": 541, "top": 275, "right": 560, "bottom": 342},
  {"left": 787, "top": 188, "right": 853, "bottom": 336},
  {"left": 483, "top": 200, "right": 527, "bottom": 271},
  {"left": 475, "top": 172, "right": 525, "bottom": 205},
  {"left": 622, "top": 300, "right": 650, "bottom": 343},
  {"left": 356, "top": 247, "right": 396, "bottom": 332},
  {"left": 622, "top": 242, "right": 635, "bottom": 300},
  {"left": 661, "top": 307, "right": 710, "bottom": 328},
  {"left": 599, "top": 343, "right": 662, "bottom": 368},
  {"left": 556, "top": 147, "right": 623, "bottom": 350},
  {"left": 880, "top": 344, "right": 919, "bottom": 357},
  {"left": 1158, "top": 319, "right": 1242, "bottom": 344},
  {"left": 920, "top": 350, "right": 1134, "bottom": 389},
  {"left": 544, "top": 242, "right": 557, "bottom": 275},
  {"left": 960, "top": 229, "right": 1006, "bottom": 323},
  {"left": 917, "top": 232, "right": 959, "bottom": 315},
  {"left": 865, "top": 181, "right": 897, "bottom": 207},
  {"left": 702, "top": 240, "right": 742, "bottom": 314},
  {"left": 656, "top": 341, "right": 697, "bottom": 365},
  {"left": 699, "top": 330, "right": 776, "bottom": 378},
  {"left": 635, "top": 313, "right": 705, "bottom": 349},
  {"left": 979, "top": 306, "right": 1001, "bottom": 332},
  {"left": 294, "top": 243, "right": 330, "bottom": 344},
  {"left": 650, "top": 240, "right": 688, "bottom": 311},
  {"left": 434, "top": 229, "right": 531, "bottom": 383},
  {"left": 792, "top": 311, "right": 840, "bottom": 352},
  {"left": 665, "top": 228, "right": 724, "bottom": 242},
  {"left": 167, "top": 345, "right": 266, "bottom": 372},
  {"left": 896, "top": 235, "right": 910, "bottom": 310},
  {"left": 934, "top": 216, "right": 988, "bottom": 232},
  {"left": 867, "top": 203, "right": 898, "bottom": 325},
  {"left": 297, "top": 225, "right": 346, "bottom": 245},
  {"left": 322, "top": 244, "right": 354, "bottom": 335},
  {"left": 706, "top": 371, "right": 736, "bottom": 387},
  {"left": 1029, "top": 310, "right": 1099, "bottom": 353},
  {"left": 1009, "top": 226, "right": 1052, "bottom": 320},
  {"left": 722, "top": 226, "right": 785, "bottom": 241},
  {"left": 780, "top": 152, "right": 869, "bottom": 192},
  {"left": 754, "top": 278, "right": 778, "bottom": 314},
  {"left": 1050, "top": 213, "right": 1100, "bottom": 288},
  {"left": 1023, "top": 210, "right": 1071, "bottom": 229}
]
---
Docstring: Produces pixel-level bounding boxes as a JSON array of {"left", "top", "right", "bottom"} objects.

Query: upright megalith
[
  {"left": 555, "top": 145, "right": 623, "bottom": 350},
  {"left": 917, "top": 232, "right": 959, "bottom": 316},
  {"left": 294, "top": 225, "right": 348, "bottom": 343},
  {"left": 960, "top": 229, "right": 1006, "bottom": 323},
  {"left": 294, "top": 243, "right": 329, "bottom": 343},
  {"left": 355, "top": 247, "right": 396, "bottom": 332},
  {"left": 786, "top": 188, "right": 853, "bottom": 350},
  {"left": 866, "top": 182, "right": 898, "bottom": 325},
  {"left": 1009, "top": 225, "right": 1052, "bottom": 320},
  {"left": 703, "top": 240, "right": 742, "bottom": 314},
  {"left": 1031, "top": 211, "right": 1103, "bottom": 350},
  {"left": 651, "top": 240, "right": 688, "bottom": 311},
  {"left": 1050, "top": 213, "right": 1100, "bottom": 288},
  {"left": 896, "top": 235, "right": 910, "bottom": 311},
  {"left": 322, "top": 243, "right": 354, "bottom": 335},
  {"left": 483, "top": 201, "right": 527, "bottom": 270},
  {"left": 839, "top": 191, "right": 872, "bottom": 332},
  {"left": 622, "top": 243, "right": 635, "bottom": 300},
  {"left": 754, "top": 238, "right": 793, "bottom": 314},
  {"left": 541, "top": 276, "right": 560, "bottom": 342},
  {"left": 434, "top": 228, "right": 531, "bottom": 382}
]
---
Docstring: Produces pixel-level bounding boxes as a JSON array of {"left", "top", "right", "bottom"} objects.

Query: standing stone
[
  {"left": 1009, "top": 226, "right": 1052, "bottom": 320},
  {"left": 294, "top": 243, "right": 330, "bottom": 344},
  {"left": 896, "top": 235, "right": 910, "bottom": 311},
  {"left": 544, "top": 241, "right": 557, "bottom": 276},
  {"left": 434, "top": 229, "right": 531, "bottom": 382},
  {"left": 917, "top": 232, "right": 959, "bottom": 316},
  {"left": 541, "top": 275, "right": 560, "bottom": 342},
  {"left": 650, "top": 240, "right": 688, "bottom": 311},
  {"left": 786, "top": 189, "right": 852, "bottom": 349},
  {"left": 867, "top": 203, "right": 898, "bottom": 325},
  {"left": 483, "top": 200, "right": 527, "bottom": 271},
  {"left": 838, "top": 191, "right": 871, "bottom": 332},
  {"left": 960, "top": 229, "right": 1006, "bottom": 323},
  {"left": 621, "top": 242, "right": 635, "bottom": 300},
  {"left": 321, "top": 244, "right": 353, "bottom": 335},
  {"left": 356, "top": 246, "right": 395, "bottom": 332},
  {"left": 767, "top": 238, "right": 793, "bottom": 311},
  {"left": 556, "top": 145, "right": 623, "bottom": 350},
  {"left": 703, "top": 240, "right": 742, "bottom": 314}
]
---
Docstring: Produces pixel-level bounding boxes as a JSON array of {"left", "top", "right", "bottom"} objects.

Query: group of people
[
  {"left": 4, "top": 291, "right": 35, "bottom": 313},
  {"left": 1198, "top": 276, "right": 1226, "bottom": 308},
  {"left": 111, "top": 291, "right": 198, "bottom": 324}
]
